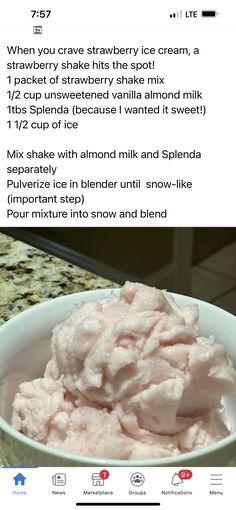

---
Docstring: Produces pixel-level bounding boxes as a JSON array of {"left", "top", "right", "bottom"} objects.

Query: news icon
[{"left": 52, "top": 473, "right": 66, "bottom": 486}]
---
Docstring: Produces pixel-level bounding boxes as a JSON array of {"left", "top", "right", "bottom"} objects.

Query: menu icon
[{"left": 210, "top": 473, "right": 223, "bottom": 486}]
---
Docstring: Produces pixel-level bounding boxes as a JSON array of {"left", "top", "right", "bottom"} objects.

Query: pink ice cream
[{"left": 11, "top": 282, "right": 236, "bottom": 459}]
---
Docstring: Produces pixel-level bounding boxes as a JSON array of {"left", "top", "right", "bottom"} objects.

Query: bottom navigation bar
[{"left": 0, "top": 467, "right": 234, "bottom": 509}]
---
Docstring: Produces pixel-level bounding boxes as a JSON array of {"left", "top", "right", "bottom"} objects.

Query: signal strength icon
[{"left": 170, "top": 10, "right": 182, "bottom": 18}]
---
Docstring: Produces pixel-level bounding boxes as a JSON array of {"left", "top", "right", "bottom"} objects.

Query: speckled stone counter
[
  {"left": 0, "top": 232, "right": 117, "bottom": 326},
  {"left": 0, "top": 232, "right": 119, "bottom": 466}
]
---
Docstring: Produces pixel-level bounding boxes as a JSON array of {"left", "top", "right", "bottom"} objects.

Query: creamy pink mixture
[{"left": 11, "top": 282, "right": 236, "bottom": 459}]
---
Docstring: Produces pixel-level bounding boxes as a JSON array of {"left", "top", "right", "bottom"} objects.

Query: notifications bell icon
[{"left": 171, "top": 473, "right": 183, "bottom": 486}]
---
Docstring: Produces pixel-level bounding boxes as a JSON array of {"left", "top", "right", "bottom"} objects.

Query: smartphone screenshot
[{"left": 0, "top": 1, "right": 235, "bottom": 508}]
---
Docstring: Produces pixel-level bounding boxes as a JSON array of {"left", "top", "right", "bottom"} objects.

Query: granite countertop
[
  {"left": 0, "top": 232, "right": 119, "bottom": 466},
  {"left": 0, "top": 232, "right": 117, "bottom": 326}
]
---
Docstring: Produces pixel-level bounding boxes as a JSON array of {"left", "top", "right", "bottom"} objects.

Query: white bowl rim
[{"left": 0, "top": 288, "right": 236, "bottom": 466}]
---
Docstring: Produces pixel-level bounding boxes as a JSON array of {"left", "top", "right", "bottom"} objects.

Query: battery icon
[{"left": 201, "top": 10, "right": 217, "bottom": 17}]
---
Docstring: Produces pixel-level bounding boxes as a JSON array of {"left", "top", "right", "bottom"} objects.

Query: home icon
[{"left": 13, "top": 473, "right": 26, "bottom": 486}]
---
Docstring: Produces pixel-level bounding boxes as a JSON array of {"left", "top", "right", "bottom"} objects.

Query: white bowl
[{"left": 0, "top": 288, "right": 236, "bottom": 467}]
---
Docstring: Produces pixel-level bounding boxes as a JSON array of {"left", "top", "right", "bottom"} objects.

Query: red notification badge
[
  {"left": 100, "top": 469, "right": 110, "bottom": 480},
  {"left": 178, "top": 469, "right": 193, "bottom": 480}
]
